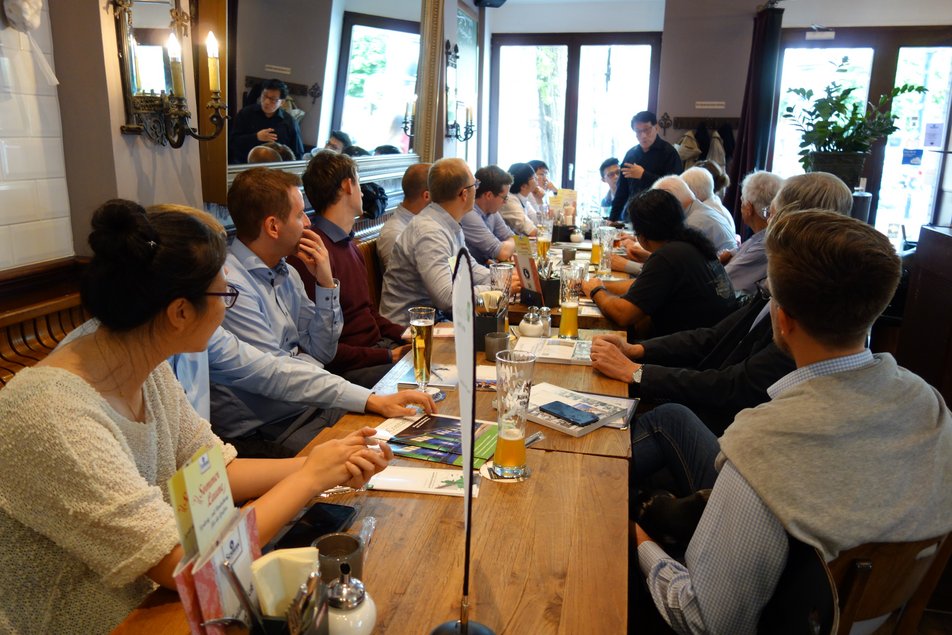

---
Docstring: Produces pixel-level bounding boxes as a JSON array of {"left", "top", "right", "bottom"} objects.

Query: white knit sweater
[{"left": 0, "top": 362, "right": 236, "bottom": 634}]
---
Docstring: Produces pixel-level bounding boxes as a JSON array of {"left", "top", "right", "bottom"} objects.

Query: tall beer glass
[
  {"left": 536, "top": 221, "right": 553, "bottom": 260},
  {"left": 408, "top": 306, "right": 435, "bottom": 391},
  {"left": 492, "top": 350, "right": 536, "bottom": 479},
  {"left": 558, "top": 262, "right": 583, "bottom": 339}
]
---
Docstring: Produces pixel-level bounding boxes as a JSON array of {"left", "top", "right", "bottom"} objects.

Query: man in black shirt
[
  {"left": 609, "top": 111, "right": 682, "bottom": 222},
  {"left": 230, "top": 79, "right": 305, "bottom": 163}
]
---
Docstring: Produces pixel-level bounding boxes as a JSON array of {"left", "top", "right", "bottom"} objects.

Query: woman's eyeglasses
[{"left": 205, "top": 284, "right": 240, "bottom": 308}]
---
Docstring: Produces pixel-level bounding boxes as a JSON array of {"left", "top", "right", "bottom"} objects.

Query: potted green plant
[{"left": 782, "top": 57, "right": 926, "bottom": 188}]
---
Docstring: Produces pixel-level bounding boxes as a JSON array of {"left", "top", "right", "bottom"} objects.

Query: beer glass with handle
[
  {"left": 492, "top": 350, "right": 537, "bottom": 479},
  {"left": 408, "top": 306, "right": 435, "bottom": 391}
]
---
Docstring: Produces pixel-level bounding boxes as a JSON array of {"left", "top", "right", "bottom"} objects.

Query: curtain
[{"left": 726, "top": 6, "right": 784, "bottom": 228}]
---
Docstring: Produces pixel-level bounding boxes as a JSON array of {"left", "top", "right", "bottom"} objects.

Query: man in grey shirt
[
  {"left": 377, "top": 162, "right": 431, "bottom": 270},
  {"left": 460, "top": 164, "right": 516, "bottom": 264},
  {"left": 381, "top": 158, "right": 501, "bottom": 326},
  {"left": 654, "top": 175, "right": 737, "bottom": 254}
]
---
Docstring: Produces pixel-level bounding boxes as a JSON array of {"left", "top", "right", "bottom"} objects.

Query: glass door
[
  {"left": 575, "top": 44, "right": 654, "bottom": 208},
  {"left": 876, "top": 46, "right": 952, "bottom": 241},
  {"left": 491, "top": 33, "right": 660, "bottom": 201},
  {"left": 495, "top": 44, "right": 568, "bottom": 184}
]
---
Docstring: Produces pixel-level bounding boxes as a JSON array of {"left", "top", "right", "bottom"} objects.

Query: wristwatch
[{"left": 631, "top": 366, "right": 644, "bottom": 385}]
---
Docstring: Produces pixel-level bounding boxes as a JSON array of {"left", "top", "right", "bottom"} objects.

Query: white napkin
[{"left": 250, "top": 547, "right": 319, "bottom": 617}]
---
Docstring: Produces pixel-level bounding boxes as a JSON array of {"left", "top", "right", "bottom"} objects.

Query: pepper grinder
[{"left": 327, "top": 563, "right": 376, "bottom": 635}]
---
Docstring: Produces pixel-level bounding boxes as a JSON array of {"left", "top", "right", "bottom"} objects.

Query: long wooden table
[{"left": 113, "top": 337, "right": 631, "bottom": 634}]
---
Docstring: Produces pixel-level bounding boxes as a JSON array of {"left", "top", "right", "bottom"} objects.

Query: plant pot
[{"left": 808, "top": 152, "right": 868, "bottom": 190}]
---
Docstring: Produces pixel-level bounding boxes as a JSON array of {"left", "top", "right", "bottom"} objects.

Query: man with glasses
[
  {"left": 460, "top": 165, "right": 517, "bottom": 264},
  {"left": 609, "top": 111, "right": 682, "bottom": 222},
  {"left": 381, "top": 158, "right": 502, "bottom": 326},
  {"left": 599, "top": 157, "right": 621, "bottom": 208},
  {"left": 230, "top": 78, "right": 305, "bottom": 163}
]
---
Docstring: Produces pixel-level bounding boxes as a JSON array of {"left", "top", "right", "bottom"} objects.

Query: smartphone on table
[{"left": 539, "top": 400, "right": 599, "bottom": 427}]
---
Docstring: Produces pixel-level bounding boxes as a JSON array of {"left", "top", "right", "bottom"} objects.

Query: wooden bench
[{"left": 0, "top": 260, "right": 89, "bottom": 389}]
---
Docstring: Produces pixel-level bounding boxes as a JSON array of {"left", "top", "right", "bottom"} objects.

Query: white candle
[
  {"left": 206, "top": 31, "right": 220, "bottom": 93},
  {"left": 411, "top": 94, "right": 417, "bottom": 117},
  {"left": 167, "top": 33, "right": 185, "bottom": 98}
]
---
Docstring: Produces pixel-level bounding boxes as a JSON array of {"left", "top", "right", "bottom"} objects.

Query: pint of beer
[
  {"left": 558, "top": 262, "right": 584, "bottom": 339},
  {"left": 492, "top": 350, "right": 537, "bottom": 479},
  {"left": 408, "top": 306, "right": 435, "bottom": 391}
]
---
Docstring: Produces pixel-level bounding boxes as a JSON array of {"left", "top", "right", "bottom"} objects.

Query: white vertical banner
[{"left": 451, "top": 248, "right": 477, "bottom": 532}]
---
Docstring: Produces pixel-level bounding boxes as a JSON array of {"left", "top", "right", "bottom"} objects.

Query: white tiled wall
[{"left": 0, "top": 9, "right": 73, "bottom": 271}]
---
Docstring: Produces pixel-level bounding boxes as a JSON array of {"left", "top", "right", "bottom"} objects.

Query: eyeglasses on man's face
[
  {"left": 205, "top": 283, "right": 240, "bottom": 308},
  {"left": 461, "top": 178, "right": 481, "bottom": 194}
]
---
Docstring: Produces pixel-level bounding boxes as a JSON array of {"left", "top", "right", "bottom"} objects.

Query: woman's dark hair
[
  {"left": 81, "top": 199, "right": 227, "bottom": 332},
  {"left": 508, "top": 162, "right": 535, "bottom": 192},
  {"left": 629, "top": 190, "right": 718, "bottom": 261}
]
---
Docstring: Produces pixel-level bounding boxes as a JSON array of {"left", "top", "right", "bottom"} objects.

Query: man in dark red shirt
[{"left": 301, "top": 150, "right": 410, "bottom": 387}]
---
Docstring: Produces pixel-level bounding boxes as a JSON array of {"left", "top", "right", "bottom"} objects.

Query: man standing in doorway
[{"left": 610, "top": 111, "right": 682, "bottom": 222}]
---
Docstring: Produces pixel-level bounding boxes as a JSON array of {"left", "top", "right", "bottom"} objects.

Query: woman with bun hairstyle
[
  {"left": 0, "top": 200, "right": 392, "bottom": 633},
  {"left": 581, "top": 189, "right": 737, "bottom": 338}
]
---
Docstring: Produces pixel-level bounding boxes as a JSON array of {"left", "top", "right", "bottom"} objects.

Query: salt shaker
[
  {"left": 538, "top": 307, "right": 552, "bottom": 337},
  {"left": 327, "top": 563, "right": 376, "bottom": 635}
]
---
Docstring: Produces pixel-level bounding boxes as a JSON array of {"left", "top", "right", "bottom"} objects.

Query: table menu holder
[{"left": 429, "top": 248, "right": 496, "bottom": 635}]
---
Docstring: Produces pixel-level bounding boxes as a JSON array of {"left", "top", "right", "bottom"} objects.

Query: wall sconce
[
  {"left": 114, "top": 1, "right": 227, "bottom": 148},
  {"left": 443, "top": 40, "right": 475, "bottom": 142},
  {"left": 403, "top": 94, "right": 416, "bottom": 139}
]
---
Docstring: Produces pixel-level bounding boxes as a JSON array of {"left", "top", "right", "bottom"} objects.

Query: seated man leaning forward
[
  {"left": 459, "top": 164, "right": 516, "bottom": 265},
  {"left": 302, "top": 150, "right": 411, "bottom": 388},
  {"left": 653, "top": 174, "right": 737, "bottom": 255},
  {"left": 633, "top": 210, "right": 952, "bottom": 634},
  {"left": 381, "top": 158, "right": 514, "bottom": 326}
]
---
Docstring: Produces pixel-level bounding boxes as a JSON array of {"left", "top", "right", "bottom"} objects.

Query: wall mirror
[
  {"left": 212, "top": 0, "right": 435, "bottom": 229},
  {"left": 113, "top": 0, "right": 189, "bottom": 141},
  {"left": 227, "top": 0, "right": 422, "bottom": 166}
]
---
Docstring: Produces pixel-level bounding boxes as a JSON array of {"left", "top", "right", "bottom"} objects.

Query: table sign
[{"left": 429, "top": 248, "right": 495, "bottom": 635}]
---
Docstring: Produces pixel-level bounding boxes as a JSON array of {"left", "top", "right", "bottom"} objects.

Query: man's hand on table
[
  {"left": 367, "top": 390, "right": 437, "bottom": 418},
  {"left": 590, "top": 336, "right": 642, "bottom": 383}
]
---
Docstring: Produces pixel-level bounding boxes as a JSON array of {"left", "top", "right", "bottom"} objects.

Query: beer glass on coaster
[
  {"left": 492, "top": 350, "right": 537, "bottom": 479},
  {"left": 558, "top": 262, "right": 584, "bottom": 339},
  {"left": 408, "top": 306, "right": 436, "bottom": 392}
]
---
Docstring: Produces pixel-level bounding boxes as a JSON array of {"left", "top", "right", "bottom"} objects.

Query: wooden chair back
[{"left": 829, "top": 534, "right": 948, "bottom": 635}]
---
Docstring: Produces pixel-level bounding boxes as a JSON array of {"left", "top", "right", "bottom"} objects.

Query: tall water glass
[
  {"left": 489, "top": 262, "right": 514, "bottom": 301},
  {"left": 558, "top": 263, "right": 584, "bottom": 339},
  {"left": 408, "top": 306, "right": 435, "bottom": 391},
  {"left": 492, "top": 350, "right": 537, "bottom": 479},
  {"left": 596, "top": 226, "right": 616, "bottom": 278}
]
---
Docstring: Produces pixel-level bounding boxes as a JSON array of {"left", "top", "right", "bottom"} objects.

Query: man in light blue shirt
[
  {"left": 459, "top": 164, "right": 516, "bottom": 264},
  {"left": 381, "top": 158, "right": 498, "bottom": 326},
  {"left": 723, "top": 170, "right": 784, "bottom": 297},
  {"left": 654, "top": 175, "right": 737, "bottom": 254},
  {"left": 378, "top": 162, "right": 431, "bottom": 270},
  {"left": 218, "top": 167, "right": 435, "bottom": 452}
]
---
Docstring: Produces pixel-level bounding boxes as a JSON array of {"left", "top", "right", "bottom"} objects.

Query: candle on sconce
[
  {"left": 129, "top": 35, "right": 141, "bottom": 94},
  {"left": 411, "top": 94, "right": 417, "bottom": 117},
  {"left": 206, "top": 31, "right": 221, "bottom": 93},
  {"left": 466, "top": 105, "right": 473, "bottom": 126},
  {"left": 167, "top": 33, "right": 185, "bottom": 98}
]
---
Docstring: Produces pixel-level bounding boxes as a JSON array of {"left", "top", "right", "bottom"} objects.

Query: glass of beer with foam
[
  {"left": 492, "top": 350, "right": 537, "bottom": 479},
  {"left": 408, "top": 306, "right": 435, "bottom": 391},
  {"left": 558, "top": 262, "right": 583, "bottom": 339}
]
